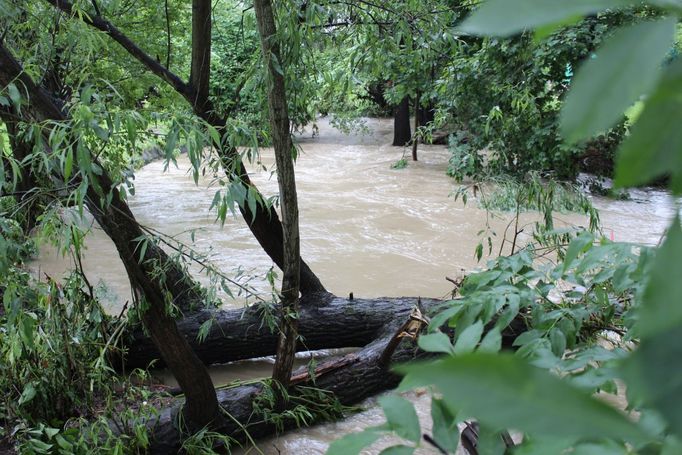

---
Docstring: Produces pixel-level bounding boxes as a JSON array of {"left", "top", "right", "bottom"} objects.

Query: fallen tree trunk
[
  {"left": 123, "top": 294, "right": 443, "bottom": 369},
  {"left": 143, "top": 308, "right": 524, "bottom": 453}
]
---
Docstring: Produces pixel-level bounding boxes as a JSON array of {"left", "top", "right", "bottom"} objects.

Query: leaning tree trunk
[
  {"left": 393, "top": 96, "right": 411, "bottom": 146},
  {"left": 0, "top": 44, "right": 220, "bottom": 429},
  {"left": 254, "top": 0, "right": 301, "bottom": 389},
  {"left": 44, "top": 0, "right": 327, "bottom": 296}
]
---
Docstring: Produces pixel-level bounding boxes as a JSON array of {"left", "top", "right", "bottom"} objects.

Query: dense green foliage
[{"left": 329, "top": 1, "right": 682, "bottom": 454}]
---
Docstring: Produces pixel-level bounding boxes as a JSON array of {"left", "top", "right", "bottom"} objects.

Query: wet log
[
  {"left": 145, "top": 326, "right": 418, "bottom": 453},
  {"left": 142, "top": 310, "right": 524, "bottom": 453},
  {"left": 122, "top": 293, "right": 443, "bottom": 369}
]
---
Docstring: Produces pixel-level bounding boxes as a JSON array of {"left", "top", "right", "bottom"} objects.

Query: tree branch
[{"left": 43, "top": 0, "right": 192, "bottom": 100}]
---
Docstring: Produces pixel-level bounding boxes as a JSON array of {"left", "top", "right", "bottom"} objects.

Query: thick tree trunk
[
  {"left": 136, "top": 305, "right": 525, "bottom": 454},
  {"left": 145, "top": 335, "right": 419, "bottom": 454},
  {"left": 123, "top": 295, "right": 442, "bottom": 369},
  {"left": 393, "top": 97, "right": 411, "bottom": 146},
  {"left": 43, "top": 0, "right": 328, "bottom": 296},
  {"left": 254, "top": 0, "right": 301, "bottom": 388},
  {"left": 418, "top": 101, "right": 435, "bottom": 127},
  {"left": 0, "top": 45, "right": 219, "bottom": 429},
  {"left": 190, "top": 0, "right": 211, "bottom": 116}
]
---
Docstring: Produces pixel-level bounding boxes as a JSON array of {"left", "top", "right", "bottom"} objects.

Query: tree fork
[{"left": 43, "top": 0, "right": 327, "bottom": 296}]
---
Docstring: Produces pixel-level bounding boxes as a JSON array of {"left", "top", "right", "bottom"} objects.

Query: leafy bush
[{"left": 439, "top": 13, "right": 638, "bottom": 179}]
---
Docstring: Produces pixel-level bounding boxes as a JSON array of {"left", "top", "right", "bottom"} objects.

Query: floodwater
[{"left": 31, "top": 117, "right": 675, "bottom": 454}]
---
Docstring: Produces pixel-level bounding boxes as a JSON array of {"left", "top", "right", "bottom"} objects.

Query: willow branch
[{"left": 43, "top": 0, "right": 192, "bottom": 100}]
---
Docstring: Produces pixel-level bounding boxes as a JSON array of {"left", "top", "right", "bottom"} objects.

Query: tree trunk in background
[
  {"left": 412, "top": 92, "right": 420, "bottom": 161},
  {"left": 190, "top": 0, "right": 211, "bottom": 116},
  {"left": 0, "top": 44, "right": 219, "bottom": 429},
  {"left": 393, "top": 96, "right": 411, "bottom": 146},
  {"left": 417, "top": 101, "right": 435, "bottom": 127},
  {"left": 254, "top": 0, "right": 301, "bottom": 389}
]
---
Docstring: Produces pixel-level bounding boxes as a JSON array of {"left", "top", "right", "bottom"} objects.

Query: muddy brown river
[{"left": 32, "top": 118, "right": 674, "bottom": 454}]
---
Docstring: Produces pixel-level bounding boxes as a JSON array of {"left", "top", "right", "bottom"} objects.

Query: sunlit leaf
[{"left": 417, "top": 331, "right": 454, "bottom": 354}]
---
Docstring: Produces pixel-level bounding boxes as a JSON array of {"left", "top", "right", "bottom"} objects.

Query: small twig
[{"left": 423, "top": 433, "right": 448, "bottom": 454}]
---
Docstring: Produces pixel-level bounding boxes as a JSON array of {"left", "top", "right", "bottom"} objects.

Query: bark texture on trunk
[
  {"left": 43, "top": 0, "right": 327, "bottom": 296},
  {"left": 393, "top": 97, "right": 411, "bottom": 146},
  {"left": 123, "top": 295, "right": 442, "bottom": 369},
  {"left": 253, "top": 0, "right": 301, "bottom": 388},
  {"left": 190, "top": 0, "right": 212, "bottom": 116},
  {"left": 145, "top": 335, "right": 414, "bottom": 454},
  {"left": 0, "top": 44, "right": 219, "bottom": 429},
  {"left": 136, "top": 304, "right": 525, "bottom": 454},
  {"left": 412, "top": 92, "right": 420, "bottom": 161}
]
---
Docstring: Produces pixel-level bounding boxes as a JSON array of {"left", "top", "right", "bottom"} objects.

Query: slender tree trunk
[
  {"left": 253, "top": 0, "right": 301, "bottom": 389},
  {"left": 412, "top": 91, "right": 420, "bottom": 161},
  {"left": 42, "top": 0, "right": 327, "bottom": 296},
  {"left": 393, "top": 96, "right": 411, "bottom": 146},
  {"left": 0, "top": 44, "right": 219, "bottom": 429}
]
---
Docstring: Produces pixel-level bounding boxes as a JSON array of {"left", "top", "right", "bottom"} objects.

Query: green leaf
[
  {"left": 431, "top": 398, "right": 459, "bottom": 453},
  {"left": 562, "top": 232, "right": 594, "bottom": 273},
  {"left": 7, "top": 83, "right": 21, "bottom": 106},
  {"left": 615, "top": 59, "right": 682, "bottom": 192},
  {"left": 326, "top": 428, "right": 382, "bottom": 455},
  {"left": 454, "top": 320, "right": 483, "bottom": 354},
  {"left": 378, "top": 395, "right": 421, "bottom": 443},
  {"left": 478, "top": 327, "right": 502, "bottom": 353},
  {"left": 397, "top": 353, "right": 649, "bottom": 444},
  {"left": 18, "top": 382, "right": 36, "bottom": 405},
  {"left": 417, "top": 332, "right": 454, "bottom": 354},
  {"left": 458, "top": 0, "right": 631, "bottom": 37},
  {"left": 549, "top": 328, "right": 567, "bottom": 357},
  {"left": 378, "top": 445, "right": 414, "bottom": 455},
  {"left": 561, "top": 18, "right": 676, "bottom": 143},
  {"left": 622, "top": 326, "right": 682, "bottom": 438},
  {"left": 64, "top": 148, "right": 74, "bottom": 181},
  {"left": 571, "top": 441, "right": 628, "bottom": 454},
  {"left": 636, "top": 218, "right": 682, "bottom": 337},
  {"left": 533, "top": 15, "right": 582, "bottom": 43}
]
